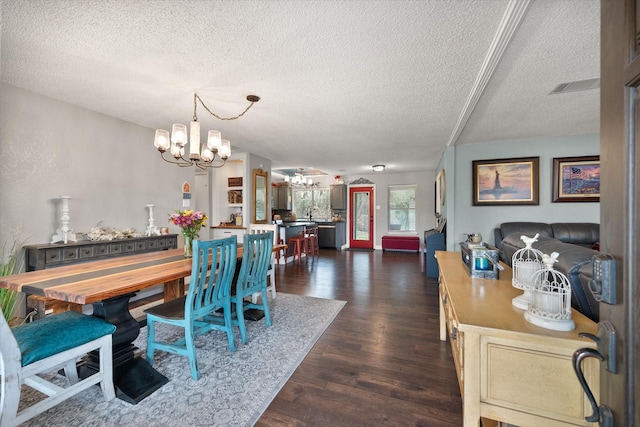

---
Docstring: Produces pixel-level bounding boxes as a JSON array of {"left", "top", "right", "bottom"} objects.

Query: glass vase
[{"left": 183, "top": 235, "right": 193, "bottom": 258}]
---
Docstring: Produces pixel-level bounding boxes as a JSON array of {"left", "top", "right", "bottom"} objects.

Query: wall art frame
[
  {"left": 472, "top": 156, "right": 539, "bottom": 206},
  {"left": 552, "top": 155, "right": 600, "bottom": 202}
]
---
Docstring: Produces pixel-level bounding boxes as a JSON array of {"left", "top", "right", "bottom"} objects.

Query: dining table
[{"left": 0, "top": 243, "right": 287, "bottom": 404}]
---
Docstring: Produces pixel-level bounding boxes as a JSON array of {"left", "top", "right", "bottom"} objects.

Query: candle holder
[
  {"left": 524, "top": 252, "right": 575, "bottom": 331},
  {"left": 51, "top": 196, "right": 77, "bottom": 244},
  {"left": 145, "top": 204, "right": 161, "bottom": 236},
  {"left": 511, "top": 233, "right": 544, "bottom": 309}
]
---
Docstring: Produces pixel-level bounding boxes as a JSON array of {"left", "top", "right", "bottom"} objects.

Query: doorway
[{"left": 349, "top": 186, "right": 374, "bottom": 249}]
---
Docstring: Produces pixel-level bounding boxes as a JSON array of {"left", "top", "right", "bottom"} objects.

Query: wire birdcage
[
  {"left": 524, "top": 252, "right": 575, "bottom": 331},
  {"left": 511, "top": 234, "right": 544, "bottom": 310}
]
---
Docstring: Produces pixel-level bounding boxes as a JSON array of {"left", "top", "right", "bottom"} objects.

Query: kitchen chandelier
[
  {"left": 284, "top": 168, "right": 318, "bottom": 187},
  {"left": 153, "top": 93, "right": 260, "bottom": 169}
]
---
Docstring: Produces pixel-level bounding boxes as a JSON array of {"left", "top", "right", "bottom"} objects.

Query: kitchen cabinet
[
  {"left": 273, "top": 186, "right": 292, "bottom": 210},
  {"left": 330, "top": 184, "right": 347, "bottom": 210},
  {"left": 212, "top": 226, "right": 245, "bottom": 243},
  {"left": 317, "top": 222, "right": 346, "bottom": 249}
]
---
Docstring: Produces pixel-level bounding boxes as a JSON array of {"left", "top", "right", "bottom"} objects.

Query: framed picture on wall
[
  {"left": 472, "top": 157, "right": 539, "bottom": 206},
  {"left": 552, "top": 156, "right": 600, "bottom": 202}
]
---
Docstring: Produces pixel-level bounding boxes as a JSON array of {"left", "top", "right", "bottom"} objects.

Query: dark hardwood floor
[{"left": 256, "top": 249, "right": 462, "bottom": 427}]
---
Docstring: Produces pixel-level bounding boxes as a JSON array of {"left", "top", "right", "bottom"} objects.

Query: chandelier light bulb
[
  {"left": 171, "top": 124, "right": 188, "bottom": 147},
  {"left": 201, "top": 147, "right": 213, "bottom": 162},
  {"left": 207, "top": 130, "right": 222, "bottom": 152},
  {"left": 220, "top": 139, "right": 231, "bottom": 159},
  {"left": 154, "top": 129, "right": 170, "bottom": 151}
]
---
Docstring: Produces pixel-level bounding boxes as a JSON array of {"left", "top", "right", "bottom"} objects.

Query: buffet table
[{"left": 435, "top": 251, "right": 598, "bottom": 426}]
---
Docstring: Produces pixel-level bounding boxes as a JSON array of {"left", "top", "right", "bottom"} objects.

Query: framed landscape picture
[
  {"left": 552, "top": 156, "right": 600, "bottom": 202},
  {"left": 472, "top": 157, "right": 539, "bottom": 206}
]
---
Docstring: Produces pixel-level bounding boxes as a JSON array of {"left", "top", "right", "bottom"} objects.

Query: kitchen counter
[
  {"left": 211, "top": 225, "right": 246, "bottom": 229},
  {"left": 278, "top": 221, "right": 316, "bottom": 228}
]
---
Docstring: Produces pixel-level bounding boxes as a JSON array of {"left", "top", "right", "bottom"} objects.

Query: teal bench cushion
[{"left": 12, "top": 310, "right": 116, "bottom": 366}]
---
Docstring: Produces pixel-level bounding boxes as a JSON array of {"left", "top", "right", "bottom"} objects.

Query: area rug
[{"left": 18, "top": 293, "right": 346, "bottom": 427}]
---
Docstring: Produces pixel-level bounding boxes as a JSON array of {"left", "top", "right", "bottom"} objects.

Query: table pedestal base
[
  {"left": 85, "top": 293, "right": 168, "bottom": 404},
  {"left": 113, "top": 357, "right": 168, "bottom": 404}
]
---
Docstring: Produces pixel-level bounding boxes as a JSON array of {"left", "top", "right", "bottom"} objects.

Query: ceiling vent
[{"left": 549, "top": 78, "right": 600, "bottom": 95}]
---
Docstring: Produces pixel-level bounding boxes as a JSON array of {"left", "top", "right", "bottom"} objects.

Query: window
[
  {"left": 292, "top": 188, "right": 330, "bottom": 221},
  {"left": 388, "top": 185, "right": 416, "bottom": 231}
]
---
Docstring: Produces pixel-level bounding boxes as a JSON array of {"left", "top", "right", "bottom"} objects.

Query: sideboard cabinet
[
  {"left": 435, "top": 251, "right": 598, "bottom": 426},
  {"left": 24, "top": 235, "right": 178, "bottom": 271}
]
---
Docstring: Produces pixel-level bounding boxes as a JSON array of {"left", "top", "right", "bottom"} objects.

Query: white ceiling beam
[{"left": 446, "top": 0, "right": 532, "bottom": 147}]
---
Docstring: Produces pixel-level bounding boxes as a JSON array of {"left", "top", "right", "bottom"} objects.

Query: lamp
[
  {"left": 511, "top": 234, "right": 544, "bottom": 309},
  {"left": 153, "top": 93, "right": 259, "bottom": 169},
  {"left": 372, "top": 164, "right": 385, "bottom": 172},
  {"left": 524, "top": 252, "right": 575, "bottom": 331}
]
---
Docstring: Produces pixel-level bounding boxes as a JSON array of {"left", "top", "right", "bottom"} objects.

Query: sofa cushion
[
  {"left": 500, "top": 234, "right": 556, "bottom": 266},
  {"left": 500, "top": 222, "right": 553, "bottom": 241},
  {"left": 550, "top": 223, "right": 599, "bottom": 246}
]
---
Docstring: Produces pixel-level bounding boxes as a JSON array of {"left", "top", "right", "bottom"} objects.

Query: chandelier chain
[{"left": 194, "top": 93, "right": 257, "bottom": 121}]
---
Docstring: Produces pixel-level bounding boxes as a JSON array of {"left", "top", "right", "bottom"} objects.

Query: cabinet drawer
[
  {"left": 79, "top": 246, "right": 95, "bottom": 259},
  {"left": 481, "top": 335, "right": 598, "bottom": 424},
  {"left": 123, "top": 241, "right": 136, "bottom": 253},
  {"left": 109, "top": 243, "right": 122, "bottom": 255},
  {"left": 213, "top": 229, "right": 245, "bottom": 243},
  {"left": 95, "top": 244, "right": 109, "bottom": 257},
  {"left": 45, "top": 249, "right": 62, "bottom": 264}
]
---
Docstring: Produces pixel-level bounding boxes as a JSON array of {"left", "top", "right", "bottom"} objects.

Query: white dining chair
[
  {"left": 0, "top": 308, "right": 116, "bottom": 426},
  {"left": 248, "top": 223, "right": 278, "bottom": 303}
]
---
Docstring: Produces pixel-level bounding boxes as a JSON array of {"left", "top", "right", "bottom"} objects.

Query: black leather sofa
[{"left": 493, "top": 222, "right": 600, "bottom": 322}]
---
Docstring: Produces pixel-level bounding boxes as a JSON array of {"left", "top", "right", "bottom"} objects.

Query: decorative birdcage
[
  {"left": 511, "top": 234, "right": 544, "bottom": 310},
  {"left": 524, "top": 252, "right": 575, "bottom": 331}
]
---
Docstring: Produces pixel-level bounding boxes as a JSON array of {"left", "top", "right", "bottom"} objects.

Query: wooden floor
[{"left": 256, "top": 249, "right": 463, "bottom": 427}]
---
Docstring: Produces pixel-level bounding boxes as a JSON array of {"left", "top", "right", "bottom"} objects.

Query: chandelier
[
  {"left": 153, "top": 93, "right": 260, "bottom": 169},
  {"left": 284, "top": 169, "right": 318, "bottom": 187}
]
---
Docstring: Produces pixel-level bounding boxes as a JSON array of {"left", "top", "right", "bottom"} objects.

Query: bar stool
[
  {"left": 275, "top": 238, "right": 287, "bottom": 265},
  {"left": 305, "top": 226, "right": 319, "bottom": 257},
  {"left": 288, "top": 231, "right": 307, "bottom": 265}
]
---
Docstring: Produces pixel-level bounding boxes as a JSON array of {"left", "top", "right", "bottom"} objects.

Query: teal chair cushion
[{"left": 12, "top": 310, "right": 116, "bottom": 366}]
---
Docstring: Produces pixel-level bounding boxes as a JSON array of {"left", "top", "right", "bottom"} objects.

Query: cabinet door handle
[{"left": 572, "top": 347, "right": 605, "bottom": 423}]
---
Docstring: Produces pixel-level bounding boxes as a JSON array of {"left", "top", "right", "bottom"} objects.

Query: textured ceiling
[{"left": 0, "top": 0, "right": 600, "bottom": 177}]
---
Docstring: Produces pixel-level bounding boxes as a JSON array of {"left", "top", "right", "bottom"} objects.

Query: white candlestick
[
  {"left": 145, "top": 204, "right": 160, "bottom": 236},
  {"left": 51, "top": 196, "right": 77, "bottom": 244}
]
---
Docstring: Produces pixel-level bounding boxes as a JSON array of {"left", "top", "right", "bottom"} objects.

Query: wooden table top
[{"left": 0, "top": 244, "right": 287, "bottom": 305}]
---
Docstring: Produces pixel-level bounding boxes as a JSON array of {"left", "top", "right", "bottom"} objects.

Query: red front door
[{"left": 349, "top": 186, "right": 374, "bottom": 249}]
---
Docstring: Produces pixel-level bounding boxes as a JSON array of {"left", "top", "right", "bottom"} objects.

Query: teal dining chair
[
  {"left": 145, "top": 237, "right": 237, "bottom": 380},
  {"left": 0, "top": 308, "right": 116, "bottom": 426},
  {"left": 234, "top": 231, "right": 274, "bottom": 345}
]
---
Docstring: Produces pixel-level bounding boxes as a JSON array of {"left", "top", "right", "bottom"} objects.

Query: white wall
[
  {"left": 440, "top": 134, "right": 600, "bottom": 250},
  {"left": 0, "top": 83, "right": 194, "bottom": 263}
]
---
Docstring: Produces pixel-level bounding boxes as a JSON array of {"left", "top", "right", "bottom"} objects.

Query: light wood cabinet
[
  {"left": 436, "top": 251, "right": 599, "bottom": 426},
  {"left": 212, "top": 227, "right": 245, "bottom": 243}
]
